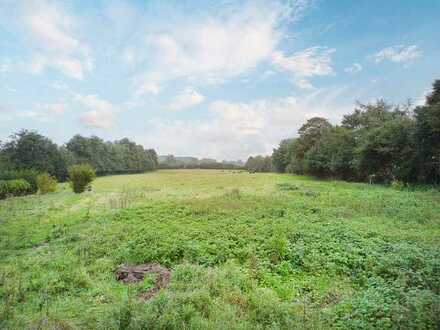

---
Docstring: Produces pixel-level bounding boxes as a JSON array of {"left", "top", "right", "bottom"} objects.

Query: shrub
[
  {"left": 18, "top": 170, "right": 39, "bottom": 193},
  {"left": 68, "top": 164, "right": 96, "bottom": 193},
  {"left": 0, "top": 179, "right": 32, "bottom": 199},
  {"left": 391, "top": 179, "right": 405, "bottom": 190},
  {"left": 0, "top": 169, "right": 39, "bottom": 194},
  {"left": 36, "top": 173, "right": 58, "bottom": 194}
]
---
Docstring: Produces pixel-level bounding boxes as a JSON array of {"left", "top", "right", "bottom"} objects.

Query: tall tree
[
  {"left": 245, "top": 155, "right": 272, "bottom": 173},
  {"left": 270, "top": 94, "right": 434, "bottom": 184},
  {"left": 66, "top": 135, "right": 157, "bottom": 175},
  {"left": 426, "top": 79, "right": 440, "bottom": 106},
  {"left": 354, "top": 117, "right": 416, "bottom": 182},
  {"left": 305, "top": 126, "right": 356, "bottom": 179},
  {"left": 0, "top": 130, "right": 67, "bottom": 179},
  {"left": 272, "top": 139, "right": 295, "bottom": 173},
  {"left": 290, "top": 117, "right": 332, "bottom": 173},
  {"left": 298, "top": 117, "right": 332, "bottom": 145},
  {"left": 414, "top": 80, "right": 440, "bottom": 183},
  {"left": 342, "top": 100, "right": 396, "bottom": 130}
]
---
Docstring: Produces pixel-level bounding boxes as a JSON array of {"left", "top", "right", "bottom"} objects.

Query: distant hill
[
  {"left": 158, "top": 155, "right": 244, "bottom": 169},
  {"left": 158, "top": 155, "right": 199, "bottom": 165}
]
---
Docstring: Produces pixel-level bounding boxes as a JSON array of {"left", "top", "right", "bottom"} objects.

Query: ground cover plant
[{"left": 0, "top": 169, "right": 439, "bottom": 329}]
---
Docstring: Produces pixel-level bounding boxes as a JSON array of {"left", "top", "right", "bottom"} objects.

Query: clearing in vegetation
[{"left": 0, "top": 169, "right": 439, "bottom": 329}]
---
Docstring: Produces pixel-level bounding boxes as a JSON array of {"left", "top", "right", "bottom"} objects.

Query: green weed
[{"left": 0, "top": 170, "right": 438, "bottom": 329}]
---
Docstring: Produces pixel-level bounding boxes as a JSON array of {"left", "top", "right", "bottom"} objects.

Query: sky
[{"left": 0, "top": 0, "right": 439, "bottom": 161}]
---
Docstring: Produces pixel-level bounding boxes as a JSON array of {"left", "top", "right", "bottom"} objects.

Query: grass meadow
[{"left": 1, "top": 169, "right": 439, "bottom": 329}]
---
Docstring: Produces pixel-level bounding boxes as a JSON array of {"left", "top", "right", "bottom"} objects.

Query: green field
[{"left": 1, "top": 169, "right": 439, "bottom": 329}]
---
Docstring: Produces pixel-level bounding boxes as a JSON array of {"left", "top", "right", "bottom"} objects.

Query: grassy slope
[{"left": 0, "top": 169, "right": 439, "bottom": 329}]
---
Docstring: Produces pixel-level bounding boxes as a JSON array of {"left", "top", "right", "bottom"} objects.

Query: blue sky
[{"left": 1, "top": 0, "right": 439, "bottom": 160}]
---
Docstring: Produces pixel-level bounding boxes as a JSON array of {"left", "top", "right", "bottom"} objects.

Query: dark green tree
[
  {"left": 298, "top": 117, "right": 332, "bottom": 146},
  {"left": 288, "top": 117, "right": 332, "bottom": 174},
  {"left": 305, "top": 126, "right": 356, "bottom": 179},
  {"left": 414, "top": 80, "right": 440, "bottom": 183},
  {"left": 66, "top": 135, "right": 157, "bottom": 175},
  {"left": 245, "top": 155, "right": 272, "bottom": 173},
  {"left": 354, "top": 116, "right": 416, "bottom": 182},
  {"left": 0, "top": 130, "right": 67, "bottom": 180},
  {"left": 147, "top": 149, "right": 158, "bottom": 168},
  {"left": 426, "top": 79, "right": 440, "bottom": 106},
  {"left": 272, "top": 139, "right": 295, "bottom": 173},
  {"left": 342, "top": 100, "right": 396, "bottom": 130},
  {"left": 271, "top": 96, "right": 429, "bottom": 184}
]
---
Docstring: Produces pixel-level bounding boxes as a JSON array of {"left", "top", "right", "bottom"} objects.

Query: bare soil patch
[{"left": 116, "top": 263, "right": 171, "bottom": 300}]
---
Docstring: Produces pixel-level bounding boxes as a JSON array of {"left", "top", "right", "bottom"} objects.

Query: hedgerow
[{"left": 0, "top": 179, "right": 32, "bottom": 199}]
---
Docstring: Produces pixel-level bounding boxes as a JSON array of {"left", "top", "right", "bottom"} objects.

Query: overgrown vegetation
[
  {"left": 272, "top": 79, "right": 440, "bottom": 185},
  {"left": 0, "top": 169, "right": 39, "bottom": 194},
  {"left": 0, "top": 170, "right": 438, "bottom": 329},
  {"left": 68, "top": 164, "right": 96, "bottom": 193},
  {"left": 0, "top": 179, "right": 32, "bottom": 199},
  {"left": 36, "top": 173, "right": 58, "bottom": 194}
]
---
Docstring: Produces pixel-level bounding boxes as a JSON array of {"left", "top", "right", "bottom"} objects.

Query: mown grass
[{"left": 0, "top": 169, "right": 439, "bottom": 329}]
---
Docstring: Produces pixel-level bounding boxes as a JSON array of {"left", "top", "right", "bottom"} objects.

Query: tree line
[
  {"left": 244, "top": 155, "right": 272, "bottom": 173},
  {"left": 158, "top": 155, "right": 244, "bottom": 170},
  {"left": 270, "top": 79, "right": 440, "bottom": 185},
  {"left": 0, "top": 130, "right": 158, "bottom": 181}
]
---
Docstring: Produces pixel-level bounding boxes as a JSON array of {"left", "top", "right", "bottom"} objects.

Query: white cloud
[
  {"left": 51, "top": 81, "right": 69, "bottom": 91},
  {"left": 272, "top": 47, "right": 335, "bottom": 77},
  {"left": 209, "top": 100, "right": 266, "bottom": 135},
  {"left": 271, "top": 46, "right": 335, "bottom": 89},
  {"left": 16, "top": 102, "right": 68, "bottom": 121},
  {"left": 122, "top": 47, "right": 137, "bottom": 65},
  {"left": 294, "top": 78, "right": 315, "bottom": 90},
  {"left": 29, "top": 54, "right": 47, "bottom": 74},
  {"left": 26, "top": 9, "right": 77, "bottom": 52},
  {"left": 21, "top": 1, "right": 93, "bottom": 79},
  {"left": 0, "top": 58, "right": 12, "bottom": 73},
  {"left": 344, "top": 63, "right": 362, "bottom": 74},
  {"left": 79, "top": 110, "right": 115, "bottom": 129},
  {"left": 169, "top": 87, "right": 204, "bottom": 111},
  {"left": 373, "top": 45, "right": 422, "bottom": 64},
  {"left": 42, "top": 103, "right": 68, "bottom": 115},
  {"left": 5, "top": 87, "right": 18, "bottom": 93},
  {"left": 74, "top": 94, "right": 116, "bottom": 112},
  {"left": 74, "top": 94, "right": 117, "bottom": 129},
  {"left": 141, "top": 87, "right": 353, "bottom": 159},
  {"left": 135, "top": 82, "right": 161, "bottom": 96},
  {"left": 133, "top": 1, "right": 300, "bottom": 92},
  {"left": 54, "top": 57, "right": 93, "bottom": 80},
  {"left": 17, "top": 111, "right": 49, "bottom": 120},
  {"left": 415, "top": 89, "right": 430, "bottom": 106}
]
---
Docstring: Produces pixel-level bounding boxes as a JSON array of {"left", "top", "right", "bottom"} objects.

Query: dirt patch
[{"left": 116, "top": 263, "right": 171, "bottom": 300}]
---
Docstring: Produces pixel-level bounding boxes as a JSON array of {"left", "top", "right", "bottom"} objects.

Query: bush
[
  {"left": 0, "top": 169, "right": 39, "bottom": 194},
  {"left": 68, "top": 164, "right": 96, "bottom": 193},
  {"left": 18, "top": 170, "right": 39, "bottom": 193},
  {"left": 390, "top": 179, "right": 405, "bottom": 190},
  {"left": 0, "top": 179, "right": 32, "bottom": 199},
  {"left": 36, "top": 173, "right": 58, "bottom": 194}
]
